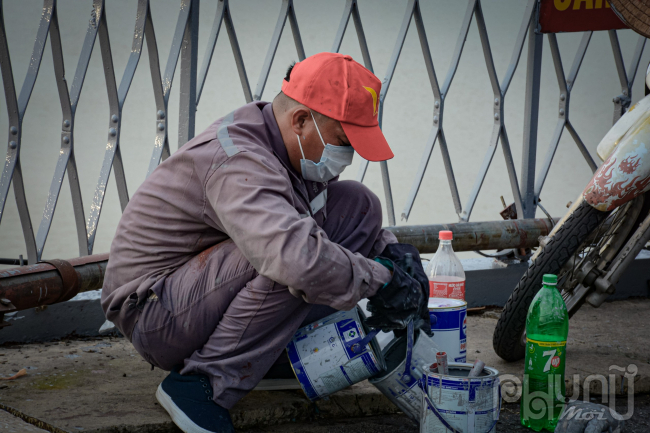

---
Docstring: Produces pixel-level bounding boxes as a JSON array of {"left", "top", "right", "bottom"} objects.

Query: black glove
[
  {"left": 377, "top": 243, "right": 432, "bottom": 336},
  {"left": 366, "top": 257, "right": 426, "bottom": 333}
]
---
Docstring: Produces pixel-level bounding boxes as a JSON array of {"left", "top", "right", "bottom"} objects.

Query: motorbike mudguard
[
  {"left": 584, "top": 110, "right": 650, "bottom": 211},
  {"left": 596, "top": 93, "right": 650, "bottom": 161}
]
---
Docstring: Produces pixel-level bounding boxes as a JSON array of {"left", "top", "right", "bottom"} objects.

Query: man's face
[
  {"left": 280, "top": 106, "right": 352, "bottom": 176},
  {"left": 299, "top": 111, "right": 351, "bottom": 163}
]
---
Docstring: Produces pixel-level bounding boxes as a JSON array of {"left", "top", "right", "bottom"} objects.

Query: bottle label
[
  {"left": 522, "top": 338, "right": 567, "bottom": 426},
  {"left": 429, "top": 280, "right": 465, "bottom": 300},
  {"left": 525, "top": 338, "right": 566, "bottom": 369}
]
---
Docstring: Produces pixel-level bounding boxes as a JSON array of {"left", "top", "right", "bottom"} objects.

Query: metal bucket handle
[
  {"left": 419, "top": 376, "right": 501, "bottom": 433},
  {"left": 401, "top": 319, "right": 415, "bottom": 382}
]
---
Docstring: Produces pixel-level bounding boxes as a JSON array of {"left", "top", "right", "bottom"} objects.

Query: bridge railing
[{"left": 0, "top": 0, "right": 646, "bottom": 265}]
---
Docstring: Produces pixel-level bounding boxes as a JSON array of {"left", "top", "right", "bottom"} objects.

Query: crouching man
[{"left": 101, "top": 52, "right": 429, "bottom": 433}]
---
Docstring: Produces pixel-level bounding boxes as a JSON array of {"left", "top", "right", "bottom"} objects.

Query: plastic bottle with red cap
[{"left": 424, "top": 230, "right": 466, "bottom": 300}]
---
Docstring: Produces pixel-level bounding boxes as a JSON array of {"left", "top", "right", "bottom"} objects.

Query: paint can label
[
  {"left": 429, "top": 301, "right": 467, "bottom": 363},
  {"left": 459, "top": 309, "right": 467, "bottom": 362},
  {"left": 389, "top": 379, "right": 422, "bottom": 418},
  {"left": 286, "top": 309, "right": 381, "bottom": 401},
  {"left": 422, "top": 373, "right": 499, "bottom": 433}
]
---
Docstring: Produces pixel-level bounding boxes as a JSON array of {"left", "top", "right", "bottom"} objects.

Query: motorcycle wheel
[
  {"left": 493, "top": 193, "right": 649, "bottom": 362},
  {"left": 492, "top": 200, "right": 606, "bottom": 362}
]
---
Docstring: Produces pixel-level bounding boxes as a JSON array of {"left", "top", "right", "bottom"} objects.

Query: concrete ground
[{"left": 0, "top": 298, "right": 649, "bottom": 432}]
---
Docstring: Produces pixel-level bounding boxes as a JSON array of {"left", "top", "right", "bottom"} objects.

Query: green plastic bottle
[{"left": 521, "top": 274, "right": 569, "bottom": 432}]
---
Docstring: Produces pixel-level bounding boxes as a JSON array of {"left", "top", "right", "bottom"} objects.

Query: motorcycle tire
[{"left": 492, "top": 200, "right": 608, "bottom": 362}]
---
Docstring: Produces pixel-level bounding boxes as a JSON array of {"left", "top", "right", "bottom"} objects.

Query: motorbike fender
[
  {"left": 596, "top": 93, "right": 650, "bottom": 161},
  {"left": 584, "top": 113, "right": 650, "bottom": 211}
]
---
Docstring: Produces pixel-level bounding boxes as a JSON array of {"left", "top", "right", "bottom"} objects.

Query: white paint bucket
[
  {"left": 429, "top": 298, "right": 467, "bottom": 363},
  {"left": 286, "top": 306, "right": 385, "bottom": 401},
  {"left": 369, "top": 329, "right": 440, "bottom": 421},
  {"left": 421, "top": 363, "right": 500, "bottom": 433}
]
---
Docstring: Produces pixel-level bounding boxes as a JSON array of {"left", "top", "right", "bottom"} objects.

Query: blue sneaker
[{"left": 156, "top": 367, "right": 235, "bottom": 433}]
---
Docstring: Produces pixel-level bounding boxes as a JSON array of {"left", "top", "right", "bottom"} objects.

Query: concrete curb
[{"left": 229, "top": 383, "right": 400, "bottom": 429}]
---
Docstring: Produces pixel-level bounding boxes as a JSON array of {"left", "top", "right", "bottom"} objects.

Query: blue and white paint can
[
  {"left": 369, "top": 329, "right": 440, "bottom": 421},
  {"left": 429, "top": 298, "right": 467, "bottom": 363},
  {"left": 286, "top": 306, "right": 385, "bottom": 401},
  {"left": 421, "top": 363, "right": 500, "bottom": 433}
]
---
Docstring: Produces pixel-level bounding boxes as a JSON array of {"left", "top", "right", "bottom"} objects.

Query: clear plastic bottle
[{"left": 425, "top": 230, "right": 466, "bottom": 300}]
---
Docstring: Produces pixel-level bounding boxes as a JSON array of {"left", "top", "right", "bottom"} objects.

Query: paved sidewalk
[{"left": 0, "top": 299, "right": 648, "bottom": 432}]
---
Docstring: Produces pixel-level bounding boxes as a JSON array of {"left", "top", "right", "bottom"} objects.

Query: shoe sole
[{"left": 156, "top": 383, "right": 216, "bottom": 433}]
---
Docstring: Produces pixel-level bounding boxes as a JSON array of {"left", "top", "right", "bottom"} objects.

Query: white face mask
[{"left": 296, "top": 111, "right": 354, "bottom": 182}]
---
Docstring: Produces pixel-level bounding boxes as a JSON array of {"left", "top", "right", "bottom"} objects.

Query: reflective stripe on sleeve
[{"left": 217, "top": 112, "right": 240, "bottom": 157}]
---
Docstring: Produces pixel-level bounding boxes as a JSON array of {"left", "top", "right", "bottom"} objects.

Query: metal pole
[
  {"left": 520, "top": 7, "right": 543, "bottom": 219},
  {"left": 386, "top": 217, "right": 555, "bottom": 254},
  {"left": 0, "top": 254, "right": 109, "bottom": 313},
  {"left": 178, "top": 0, "right": 199, "bottom": 146}
]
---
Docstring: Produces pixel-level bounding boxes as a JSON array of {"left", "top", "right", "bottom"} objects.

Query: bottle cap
[
  {"left": 439, "top": 230, "right": 453, "bottom": 241},
  {"left": 542, "top": 274, "right": 557, "bottom": 285}
]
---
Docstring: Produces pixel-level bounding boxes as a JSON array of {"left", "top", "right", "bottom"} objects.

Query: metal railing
[{"left": 0, "top": 0, "right": 647, "bottom": 265}]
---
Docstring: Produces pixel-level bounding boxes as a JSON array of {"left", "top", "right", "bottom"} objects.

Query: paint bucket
[
  {"left": 286, "top": 306, "right": 385, "bottom": 401},
  {"left": 429, "top": 298, "right": 467, "bottom": 363},
  {"left": 421, "top": 363, "right": 500, "bottom": 433},
  {"left": 369, "top": 328, "right": 440, "bottom": 421}
]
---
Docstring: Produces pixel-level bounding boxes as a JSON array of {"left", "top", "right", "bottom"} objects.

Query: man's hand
[
  {"left": 373, "top": 244, "right": 432, "bottom": 336},
  {"left": 366, "top": 257, "right": 428, "bottom": 334}
]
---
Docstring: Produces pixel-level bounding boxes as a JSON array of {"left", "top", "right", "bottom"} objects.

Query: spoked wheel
[{"left": 493, "top": 194, "right": 647, "bottom": 362}]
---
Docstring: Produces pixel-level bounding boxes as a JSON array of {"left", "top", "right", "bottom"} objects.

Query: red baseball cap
[{"left": 281, "top": 52, "right": 394, "bottom": 162}]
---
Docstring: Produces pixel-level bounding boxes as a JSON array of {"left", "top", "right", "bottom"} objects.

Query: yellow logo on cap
[{"left": 363, "top": 86, "right": 378, "bottom": 116}]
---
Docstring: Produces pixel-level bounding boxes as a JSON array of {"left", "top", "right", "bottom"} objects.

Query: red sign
[{"left": 539, "top": 0, "right": 628, "bottom": 33}]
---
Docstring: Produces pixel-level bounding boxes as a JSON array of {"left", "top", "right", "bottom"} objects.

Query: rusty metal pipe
[
  {"left": 0, "top": 254, "right": 108, "bottom": 312},
  {"left": 0, "top": 218, "right": 555, "bottom": 313},
  {"left": 385, "top": 217, "right": 555, "bottom": 254}
]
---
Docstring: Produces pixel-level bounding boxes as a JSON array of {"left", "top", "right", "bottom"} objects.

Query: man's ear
[{"left": 290, "top": 107, "right": 310, "bottom": 137}]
